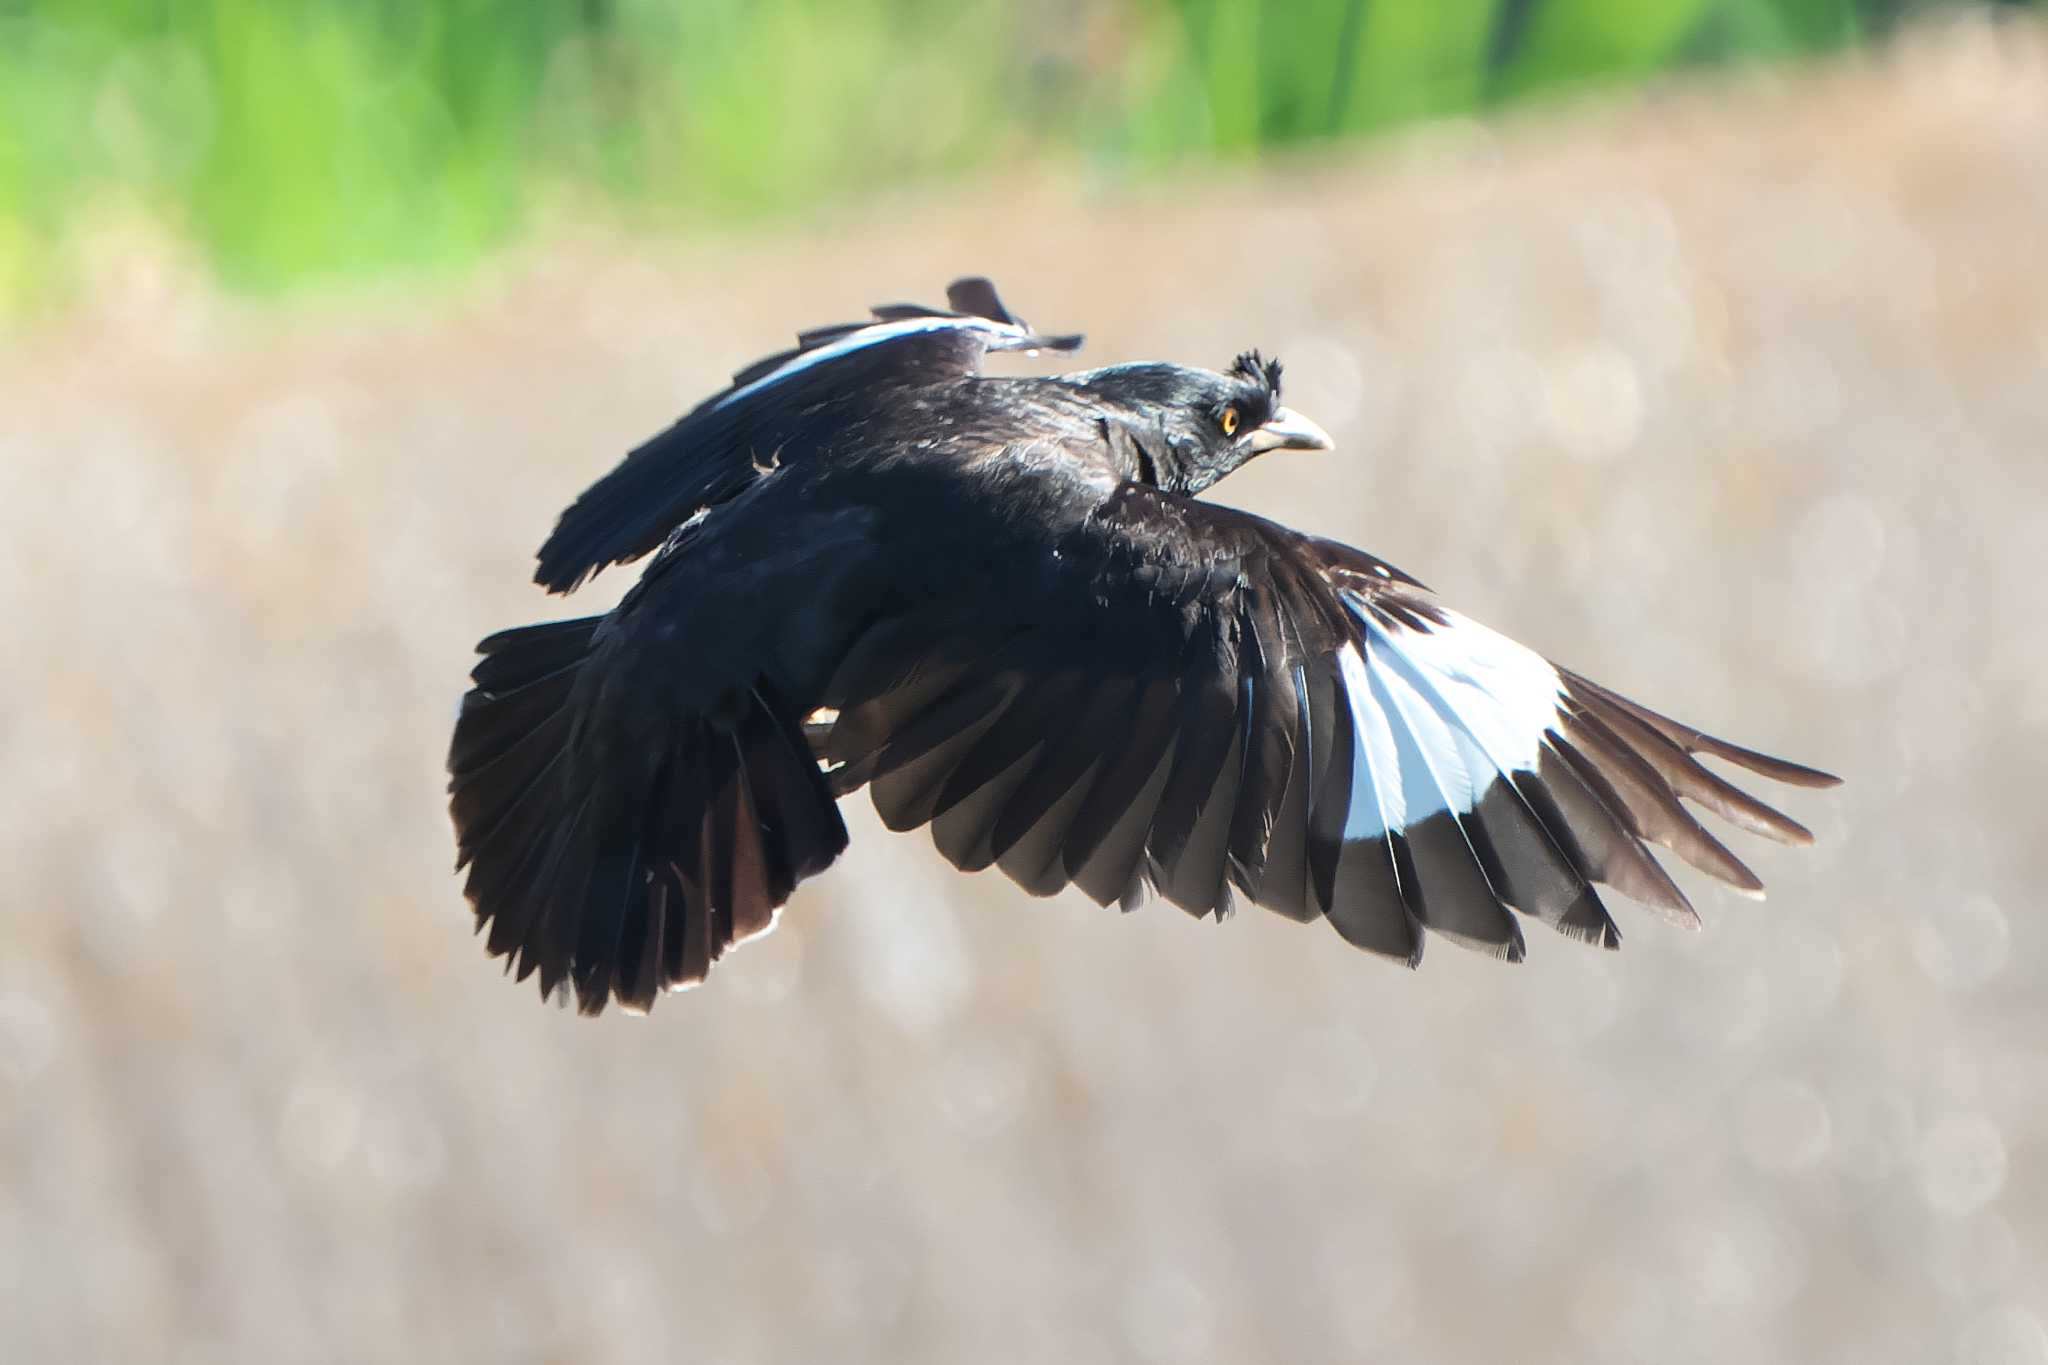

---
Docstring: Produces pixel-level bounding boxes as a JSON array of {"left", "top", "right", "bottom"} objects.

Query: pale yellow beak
[{"left": 1247, "top": 406, "right": 1335, "bottom": 454}]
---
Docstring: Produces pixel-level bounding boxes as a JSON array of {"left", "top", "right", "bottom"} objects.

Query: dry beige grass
[{"left": 4, "top": 17, "right": 2046, "bottom": 1364}]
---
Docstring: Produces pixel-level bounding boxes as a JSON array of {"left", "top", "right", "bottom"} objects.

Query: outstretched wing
[
  {"left": 817, "top": 485, "right": 1838, "bottom": 965},
  {"left": 536, "top": 277, "right": 1083, "bottom": 593}
]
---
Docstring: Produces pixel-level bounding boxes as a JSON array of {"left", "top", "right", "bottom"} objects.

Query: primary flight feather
[{"left": 448, "top": 278, "right": 1839, "bottom": 1015}]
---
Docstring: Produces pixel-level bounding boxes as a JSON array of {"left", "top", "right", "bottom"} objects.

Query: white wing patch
[
  {"left": 1335, "top": 640, "right": 1404, "bottom": 840},
  {"left": 1334, "top": 595, "right": 1565, "bottom": 841},
  {"left": 708, "top": 315, "right": 1037, "bottom": 415}
]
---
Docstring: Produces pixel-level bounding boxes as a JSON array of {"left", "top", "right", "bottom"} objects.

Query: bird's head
[{"left": 1066, "top": 351, "right": 1335, "bottom": 494}]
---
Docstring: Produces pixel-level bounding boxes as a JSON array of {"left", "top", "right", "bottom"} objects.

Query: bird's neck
[{"left": 1100, "top": 415, "right": 1228, "bottom": 495}]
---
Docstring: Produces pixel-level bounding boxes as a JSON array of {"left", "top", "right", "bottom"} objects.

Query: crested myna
[{"left": 449, "top": 278, "right": 1839, "bottom": 1014}]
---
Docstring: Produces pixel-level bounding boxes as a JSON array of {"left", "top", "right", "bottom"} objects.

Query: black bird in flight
[{"left": 449, "top": 278, "right": 1838, "bottom": 1015}]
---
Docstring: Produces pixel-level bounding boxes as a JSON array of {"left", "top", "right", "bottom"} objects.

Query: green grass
[{"left": 0, "top": 0, "right": 2028, "bottom": 311}]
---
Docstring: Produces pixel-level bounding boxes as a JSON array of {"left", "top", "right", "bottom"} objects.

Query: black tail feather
[{"left": 449, "top": 623, "right": 849, "bottom": 1015}]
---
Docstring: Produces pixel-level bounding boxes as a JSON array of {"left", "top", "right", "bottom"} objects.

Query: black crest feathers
[{"left": 1230, "top": 349, "right": 1283, "bottom": 397}]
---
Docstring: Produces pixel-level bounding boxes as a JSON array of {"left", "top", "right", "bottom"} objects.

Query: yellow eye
[{"left": 1221, "top": 406, "right": 1240, "bottom": 437}]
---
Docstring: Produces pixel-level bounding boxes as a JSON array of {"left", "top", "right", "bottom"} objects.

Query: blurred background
[{"left": 4, "top": 2, "right": 2046, "bottom": 1362}]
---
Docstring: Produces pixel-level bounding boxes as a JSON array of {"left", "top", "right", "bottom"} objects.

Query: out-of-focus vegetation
[
  {"left": 8, "top": 12, "right": 2048, "bottom": 1360},
  {"left": 0, "top": 0, "right": 2035, "bottom": 309}
]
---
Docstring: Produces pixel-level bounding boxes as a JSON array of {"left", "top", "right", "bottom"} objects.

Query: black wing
[
  {"left": 535, "top": 277, "right": 1083, "bottom": 593},
  {"left": 817, "top": 485, "right": 1838, "bottom": 965}
]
